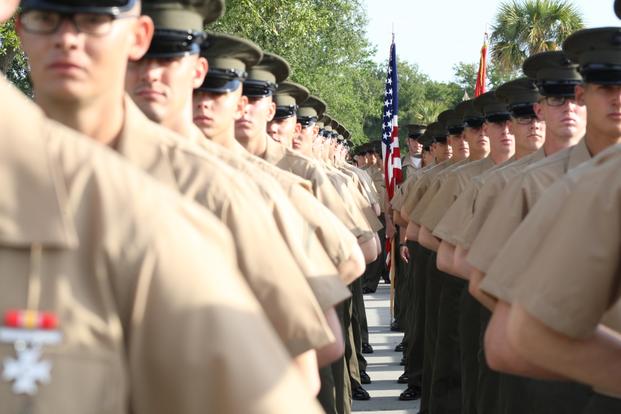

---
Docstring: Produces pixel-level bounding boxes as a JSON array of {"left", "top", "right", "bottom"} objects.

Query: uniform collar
[
  {"left": 116, "top": 96, "right": 165, "bottom": 163},
  {"left": 115, "top": 96, "right": 178, "bottom": 186},
  {"left": 0, "top": 77, "right": 77, "bottom": 248},
  {"left": 531, "top": 147, "right": 546, "bottom": 162},
  {"left": 568, "top": 137, "right": 593, "bottom": 170},
  {"left": 263, "top": 133, "right": 287, "bottom": 165}
]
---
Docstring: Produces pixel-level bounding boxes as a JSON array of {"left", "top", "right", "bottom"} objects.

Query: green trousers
[
  {"left": 429, "top": 274, "right": 464, "bottom": 414},
  {"left": 458, "top": 289, "right": 481, "bottom": 414},
  {"left": 581, "top": 393, "right": 621, "bottom": 414},
  {"left": 420, "top": 254, "right": 445, "bottom": 414},
  {"left": 405, "top": 244, "right": 432, "bottom": 389},
  {"left": 350, "top": 277, "right": 368, "bottom": 371}
]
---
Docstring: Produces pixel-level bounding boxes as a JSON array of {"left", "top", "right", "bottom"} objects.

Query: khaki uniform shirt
[
  {"left": 456, "top": 148, "right": 546, "bottom": 249},
  {"left": 391, "top": 163, "right": 433, "bottom": 211},
  {"left": 471, "top": 139, "right": 592, "bottom": 284},
  {"left": 418, "top": 157, "right": 495, "bottom": 230},
  {"left": 401, "top": 155, "right": 421, "bottom": 180},
  {"left": 407, "top": 158, "right": 471, "bottom": 223},
  {"left": 0, "top": 78, "right": 323, "bottom": 414},
  {"left": 509, "top": 144, "right": 621, "bottom": 338},
  {"left": 433, "top": 156, "right": 516, "bottom": 244},
  {"left": 263, "top": 136, "right": 374, "bottom": 241},
  {"left": 188, "top": 137, "right": 351, "bottom": 310},
  {"left": 238, "top": 150, "right": 360, "bottom": 280},
  {"left": 115, "top": 99, "right": 333, "bottom": 356},
  {"left": 401, "top": 159, "right": 453, "bottom": 221},
  {"left": 337, "top": 162, "right": 378, "bottom": 206},
  {"left": 324, "top": 164, "right": 383, "bottom": 232},
  {"left": 366, "top": 165, "right": 387, "bottom": 213}
]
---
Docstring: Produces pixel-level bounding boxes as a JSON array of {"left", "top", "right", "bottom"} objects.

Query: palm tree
[
  {"left": 490, "top": 0, "right": 584, "bottom": 74},
  {"left": 411, "top": 101, "right": 446, "bottom": 125}
]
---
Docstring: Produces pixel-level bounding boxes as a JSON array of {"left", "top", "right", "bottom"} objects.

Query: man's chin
[
  {"left": 137, "top": 105, "right": 166, "bottom": 124},
  {"left": 38, "top": 82, "right": 89, "bottom": 103}
]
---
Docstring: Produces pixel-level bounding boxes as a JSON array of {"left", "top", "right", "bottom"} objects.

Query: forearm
[
  {"left": 393, "top": 210, "right": 408, "bottom": 227},
  {"left": 405, "top": 221, "right": 419, "bottom": 242},
  {"left": 468, "top": 268, "right": 497, "bottom": 311},
  {"left": 316, "top": 307, "right": 345, "bottom": 367},
  {"left": 453, "top": 245, "right": 473, "bottom": 280},
  {"left": 293, "top": 350, "right": 321, "bottom": 396},
  {"left": 508, "top": 304, "right": 621, "bottom": 395},
  {"left": 358, "top": 235, "right": 379, "bottom": 264},
  {"left": 337, "top": 247, "right": 365, "bottom": 285},
  {"left": 418, "top": 225, "right": 440, "bottom": 251},
  {"left": 484, "top": 301, "right": 563, "bottom": 379},
  {"left": 437, "top": 240, "right": 456, "bottom": 274}
]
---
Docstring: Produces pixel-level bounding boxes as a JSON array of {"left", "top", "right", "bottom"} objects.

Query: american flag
[
  {"left": 381, "top": 37, "right": 402, "bottom": 200},
  {"left": 380, "top": 37, "right": 401, "bottom": 274}
]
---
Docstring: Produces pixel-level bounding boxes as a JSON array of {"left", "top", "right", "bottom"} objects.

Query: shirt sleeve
[{"left": 510, "top": 159, "right": 621, "bottom": 338}]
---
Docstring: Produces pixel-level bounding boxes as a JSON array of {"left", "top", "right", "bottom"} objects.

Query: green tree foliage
[
  {"left": 490, "top": 0, "right": 584, "bottom": 75},
  {"left": 453, "top": 61, "right": 520, "bottom": 96},
  {"left": 212, "top": 0, "right": 380, "bottom": 143},
  {"left": 0, "top": 17, "right": 32, "bottom": 95}
]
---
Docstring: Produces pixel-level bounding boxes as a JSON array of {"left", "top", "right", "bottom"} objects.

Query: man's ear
[
  {"left": 534, "top": 102, "right": 545, "bottom": 122},
  {"left": 128, "top": 15, "right": 154, "bottom": 62},
  {"left": 266, "top": 100, "right": 276, "bottom": 122},
  {"left": 294, "top": 122, "right": 302, "bottom": 134},
  {"left": 575, "top": 84, "right": 586, "bottom": 106},
  {"left": 482, "top": 122, "right": 490, "bottom": 137},
  {"left": 192, "top": 56, "right": 208, "bottom": 89},
  {"left": 234, "top": 93, "right": 248, "bottom": 121},
  {"left": 508, "top": 120, "right": 517, "bottom": 136}
]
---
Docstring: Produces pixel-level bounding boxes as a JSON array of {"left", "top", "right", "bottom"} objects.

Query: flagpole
[{"left": 390, "top": 24, "right": 397, "bottom": 320}]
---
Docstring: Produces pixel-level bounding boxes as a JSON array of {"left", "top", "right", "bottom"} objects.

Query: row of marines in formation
[
  {"left": 1, "top": 0, "right": 393, "bottom": 413},
  {"left": 369, "top": 19, "right": 621, "bottom": 414}
]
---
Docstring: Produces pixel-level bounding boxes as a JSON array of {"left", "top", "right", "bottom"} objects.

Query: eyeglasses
[
  {"left": 513, "top": 115, "right": 539, "bottom": 125},
  {"left": 543, "top": 96, "right": 575, "bottom": 107},
  {"left": 19, "top": 10, "right": 138, "bottom": 36}
]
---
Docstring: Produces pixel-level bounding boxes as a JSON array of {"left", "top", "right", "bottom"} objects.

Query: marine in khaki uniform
[
  {"left": 474, "top": 27, "right": 621, "bottom": 414},
  {"left": 507, "top": 145, "right": 621, "bottom": 413},
  {"left": 391, "top": 123, "right": 426, "bottom": 336},
  {"left": 401, "top": 124, "right": 425, "bottom": 179},
  {"left": 17, "top": 0, "right": 335, "bottom": 392},
  {"left": 0, "top": 40, "right": 322, "bottom": 414}
]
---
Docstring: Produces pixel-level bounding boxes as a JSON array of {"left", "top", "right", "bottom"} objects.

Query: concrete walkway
[{"left": 353, "top": 284, "right": 419, "bottom": 413}]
